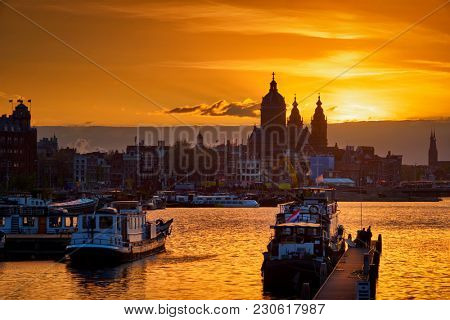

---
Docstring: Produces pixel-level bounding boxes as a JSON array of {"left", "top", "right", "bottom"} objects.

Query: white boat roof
[{"left": 50, "top": 198, "right": 95, "bottom": 207}]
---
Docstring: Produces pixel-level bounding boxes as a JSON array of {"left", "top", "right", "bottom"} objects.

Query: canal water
[{"left": 0, "top": 200, "right": 449, "bottom": 299}]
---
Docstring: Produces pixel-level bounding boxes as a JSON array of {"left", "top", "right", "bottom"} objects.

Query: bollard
[
  {"left": 376, "top": 234, "right": 382, "bottom": 253},
  {"left": 300, "top": 282, "right": 311, "bottom": 300},
  {"left": 319, "top": 262, "right": 327, "bottom": 285},
  {"left": 369, "top": 264, "right": 377, "bottom": 300},
  {"left": 363, "top": 253, "right": 370, "bottom": 275}
]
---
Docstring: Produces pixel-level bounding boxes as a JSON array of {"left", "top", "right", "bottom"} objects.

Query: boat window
[
  {"left": 0, "top": 217, "right": 5, "bottom": 226},
  {"left": 49, "top": 216, "right": 63, "bottom": 228},
  {"left": 82, "top": 216, "right": 96, "bottom": 229},
  {"left": 117, "top": 217, "right": 121, "bottom": 230},
  {"left": 22, "top": 216, "right": 35, "bottom": 227},
  {"left": 65, "top": 217, "right": 78, "bottom": 228},
  {"left": 99, "top": 216, "right": 113, "bottom": 229}
]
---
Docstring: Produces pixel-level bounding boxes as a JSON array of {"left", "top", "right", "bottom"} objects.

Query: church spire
[
  {"left": 316, "top": 93, "right": 322, "bottom": 107},
  {"left": 270, "top": 72, "right": 277, "bottom": 91},
  {"left": 292, "top": 94, "right": 298, "bottom": 108}
]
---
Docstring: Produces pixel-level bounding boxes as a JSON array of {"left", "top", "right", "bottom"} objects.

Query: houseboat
[
  {"left": 0, "top": 205, "right": 79, "bottom": 259},
  {"left": 0, "top": 196, "right": 98, "bottom": 259},
  {"left": 66, "top": 201, "right": 173, "bottom": 266},
  {"left": 261, "top": 188, "right": 346, "bottom": 293}
]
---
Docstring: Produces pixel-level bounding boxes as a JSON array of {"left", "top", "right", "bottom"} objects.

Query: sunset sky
[{"left": 0, "top": 0, "right": 449, "bottom": 126}]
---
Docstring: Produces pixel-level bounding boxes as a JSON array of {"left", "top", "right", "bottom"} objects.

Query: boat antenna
[{"left": 359, "top": 165, "right": 363, "bottom": 230}]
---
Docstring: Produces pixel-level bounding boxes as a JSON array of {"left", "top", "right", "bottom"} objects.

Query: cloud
[
  {"left": 167, "top": 99, "right": 260, "bottom": 118},
  {"left": 37, "top": 1, "right": 396, "bottom": 40},
  {"left": 327, "top": 106, "right": 338, "bottom": 112}
]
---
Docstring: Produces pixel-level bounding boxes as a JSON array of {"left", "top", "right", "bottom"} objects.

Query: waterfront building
[
  {"left": 74, "top": 152, "right": 111, "bottom": 190},
  {"left": 237, "top": 158, "right": 262, "bottom": 187},
  {"left": 0, "top": 100, "right": 37, "bottom": 190}
]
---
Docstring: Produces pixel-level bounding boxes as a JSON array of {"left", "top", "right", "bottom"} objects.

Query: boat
[
  {"left": 161, "top": 192, "right": 259, "bottom": 208},
  {"left": 0, "top": 196, "right": 97, "bottom": 259},
  {"left": 142, "top": 196, "right": 166, "bottom": 210},
  {"left": 66, "top": 201, "right": 173, "bottom": 266},
  {"left": 0, "top": 204, "right": 79, "bottom": 259},
  {"left": 261, "top": 188, "right": 346, "bottom": 293}
]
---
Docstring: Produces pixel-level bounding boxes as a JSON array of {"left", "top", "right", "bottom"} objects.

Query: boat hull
[
  {"left": 67, "top": 236, "right": 166, "bottom": 266},
  {"left": 262, "top": 248, "right": 345, "bottom": 294}
]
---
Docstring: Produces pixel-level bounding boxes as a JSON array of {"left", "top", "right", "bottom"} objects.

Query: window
[
  {"left": 0, "top": 217, "right": 5, "bottom": 227},
  {"left": 65, "top": 217, "right": 77, "bottom": 228},
  {"left": 82, "top": 216, "right": 96, "bottom": 229},
  {"left": 99, "top": 216, "right": 113, "bottom": 229},
  {"left": 22, "top": 216, "right": 35, "bottom": 227},
  {"left": 48, "top": 216, "right": 62, "bottom": 228}
]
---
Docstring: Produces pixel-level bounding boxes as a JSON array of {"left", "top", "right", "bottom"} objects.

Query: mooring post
[
  {"left": 363, "top": 253, "right": 370, "bottom": 275},
  {"left": 373, "top": 250, "right": 380, "bottom": 266},
  {"left": 376, "top": 234, "right": 382, "bottom": 253},
  {"left": 300, "top": 282, "right": 311, "bottom": 300},
  {"left": 369, "top": 264, "right": 377, "bottom": 299},
  {"left": 319, "top": 262, "right": 327, "bottom": 285}
]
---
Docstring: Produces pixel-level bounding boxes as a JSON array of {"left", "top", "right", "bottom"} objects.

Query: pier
[{"left": 314, "top": 235, "right": 382, "bottom": 300}]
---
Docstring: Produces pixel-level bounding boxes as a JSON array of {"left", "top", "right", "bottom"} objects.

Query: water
[{"left": 1, "top": 200, "right": 449, "bottom": 300}]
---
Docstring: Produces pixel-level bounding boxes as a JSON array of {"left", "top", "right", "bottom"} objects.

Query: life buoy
[{"left": 309, "top": 205, "right": 319, "bottom": 214}]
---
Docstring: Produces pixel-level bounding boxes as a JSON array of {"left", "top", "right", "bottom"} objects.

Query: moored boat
[
  {"left": 261, "top": 188, "right": 346, "bottom": 294},
  {"left": 0, "top": 196, "right": 97, "bottom": 259},
  {"left": 66, "top": 201, "right": 173, "bottom": 266}
]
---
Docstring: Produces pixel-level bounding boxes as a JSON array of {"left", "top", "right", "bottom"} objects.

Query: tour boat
[
  {"left": 261, "top": 188, "right": 346, "bottom": 293},
  {"left": 163, "top": 192, "right": 259, "bottom": 208},
  {"left": 66, "top": 201, "right": 173, "bottom": 266}
]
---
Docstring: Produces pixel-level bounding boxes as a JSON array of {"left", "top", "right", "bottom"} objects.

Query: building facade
[{"left": 0, "top": 101, "right": 37, "bottom": 190}]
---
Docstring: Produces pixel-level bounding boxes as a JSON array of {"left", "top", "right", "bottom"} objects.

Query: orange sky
[{"left": 0, "top": 0, "right": 449, "bottom": 126}]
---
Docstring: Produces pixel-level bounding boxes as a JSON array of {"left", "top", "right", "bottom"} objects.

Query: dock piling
[
  {"left": 319, "top": 262, "right": 327, "bottom": 285},
  {"left": 300, "top": 282, "right": 311, "bottom": 300},
  {"left": 369, "top": 264, "right": 377, "bottom": 299},
  {"left": 376, "top": 234, "right": 382, "bottom": 253}
]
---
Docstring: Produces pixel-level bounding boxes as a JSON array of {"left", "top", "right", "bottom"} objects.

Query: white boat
[
  {"left": 191, "top": 195, "right": 259, "bottom": 208},
  {"left": 66, "top": 201, "right": 173, "bottom": 266}
]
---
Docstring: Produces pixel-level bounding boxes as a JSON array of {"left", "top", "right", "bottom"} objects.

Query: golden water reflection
[{"left": 0, "top": 200, "right": 449, "bottom": 299}]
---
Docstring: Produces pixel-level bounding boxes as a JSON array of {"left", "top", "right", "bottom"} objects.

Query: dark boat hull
[
  {"left": 67, "top": 236, "right": 166, "bottom": 267},
  {"left": 0, "top": 234, "right": 71, "bottom": 260},
  {"left": 262, "top": 259, "right": 324, "bottom": 293},
  {"left": 262, "top": 247, "right": 345, "bottom": 295}
]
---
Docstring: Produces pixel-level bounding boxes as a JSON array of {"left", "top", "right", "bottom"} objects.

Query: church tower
[
  {"left": 309, "top": 94, "right": 328, "bottom": 151},
  {"left": 428, "top": 130, "right": 438, "bottom": 166},
  {"left": 260, "top": 72, "right": 286, "bottom": 154},
  {"left": 287, "top": 95, "right": 303, "bottom": 150}
]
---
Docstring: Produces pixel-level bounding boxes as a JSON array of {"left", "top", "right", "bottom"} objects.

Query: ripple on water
[{"left": 0, "top": 200, "right": 449, "bottom": 299}]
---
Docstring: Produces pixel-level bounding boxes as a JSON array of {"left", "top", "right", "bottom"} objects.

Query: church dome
[{"left": 261, "top": 73, "right": 286, "bottom": 109}]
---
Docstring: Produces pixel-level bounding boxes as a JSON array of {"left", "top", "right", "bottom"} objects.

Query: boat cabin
[
  {"left": 0, "top": 205, "right": 78, "bottom": 235},
  {"left": 70, "top": 201, "right": 157, "bottom": 248},
  {"left": 269, "top": 222, "right": 324, "bottom": 260}
]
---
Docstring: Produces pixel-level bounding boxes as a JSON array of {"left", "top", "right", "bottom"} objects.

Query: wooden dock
[{"left": 314, "top": 235, "right": 382, "bottom": 300}]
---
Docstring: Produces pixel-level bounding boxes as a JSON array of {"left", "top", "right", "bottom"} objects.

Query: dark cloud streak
[{"left": 167, "top": 99, "right": 260, "bottom": 118}]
